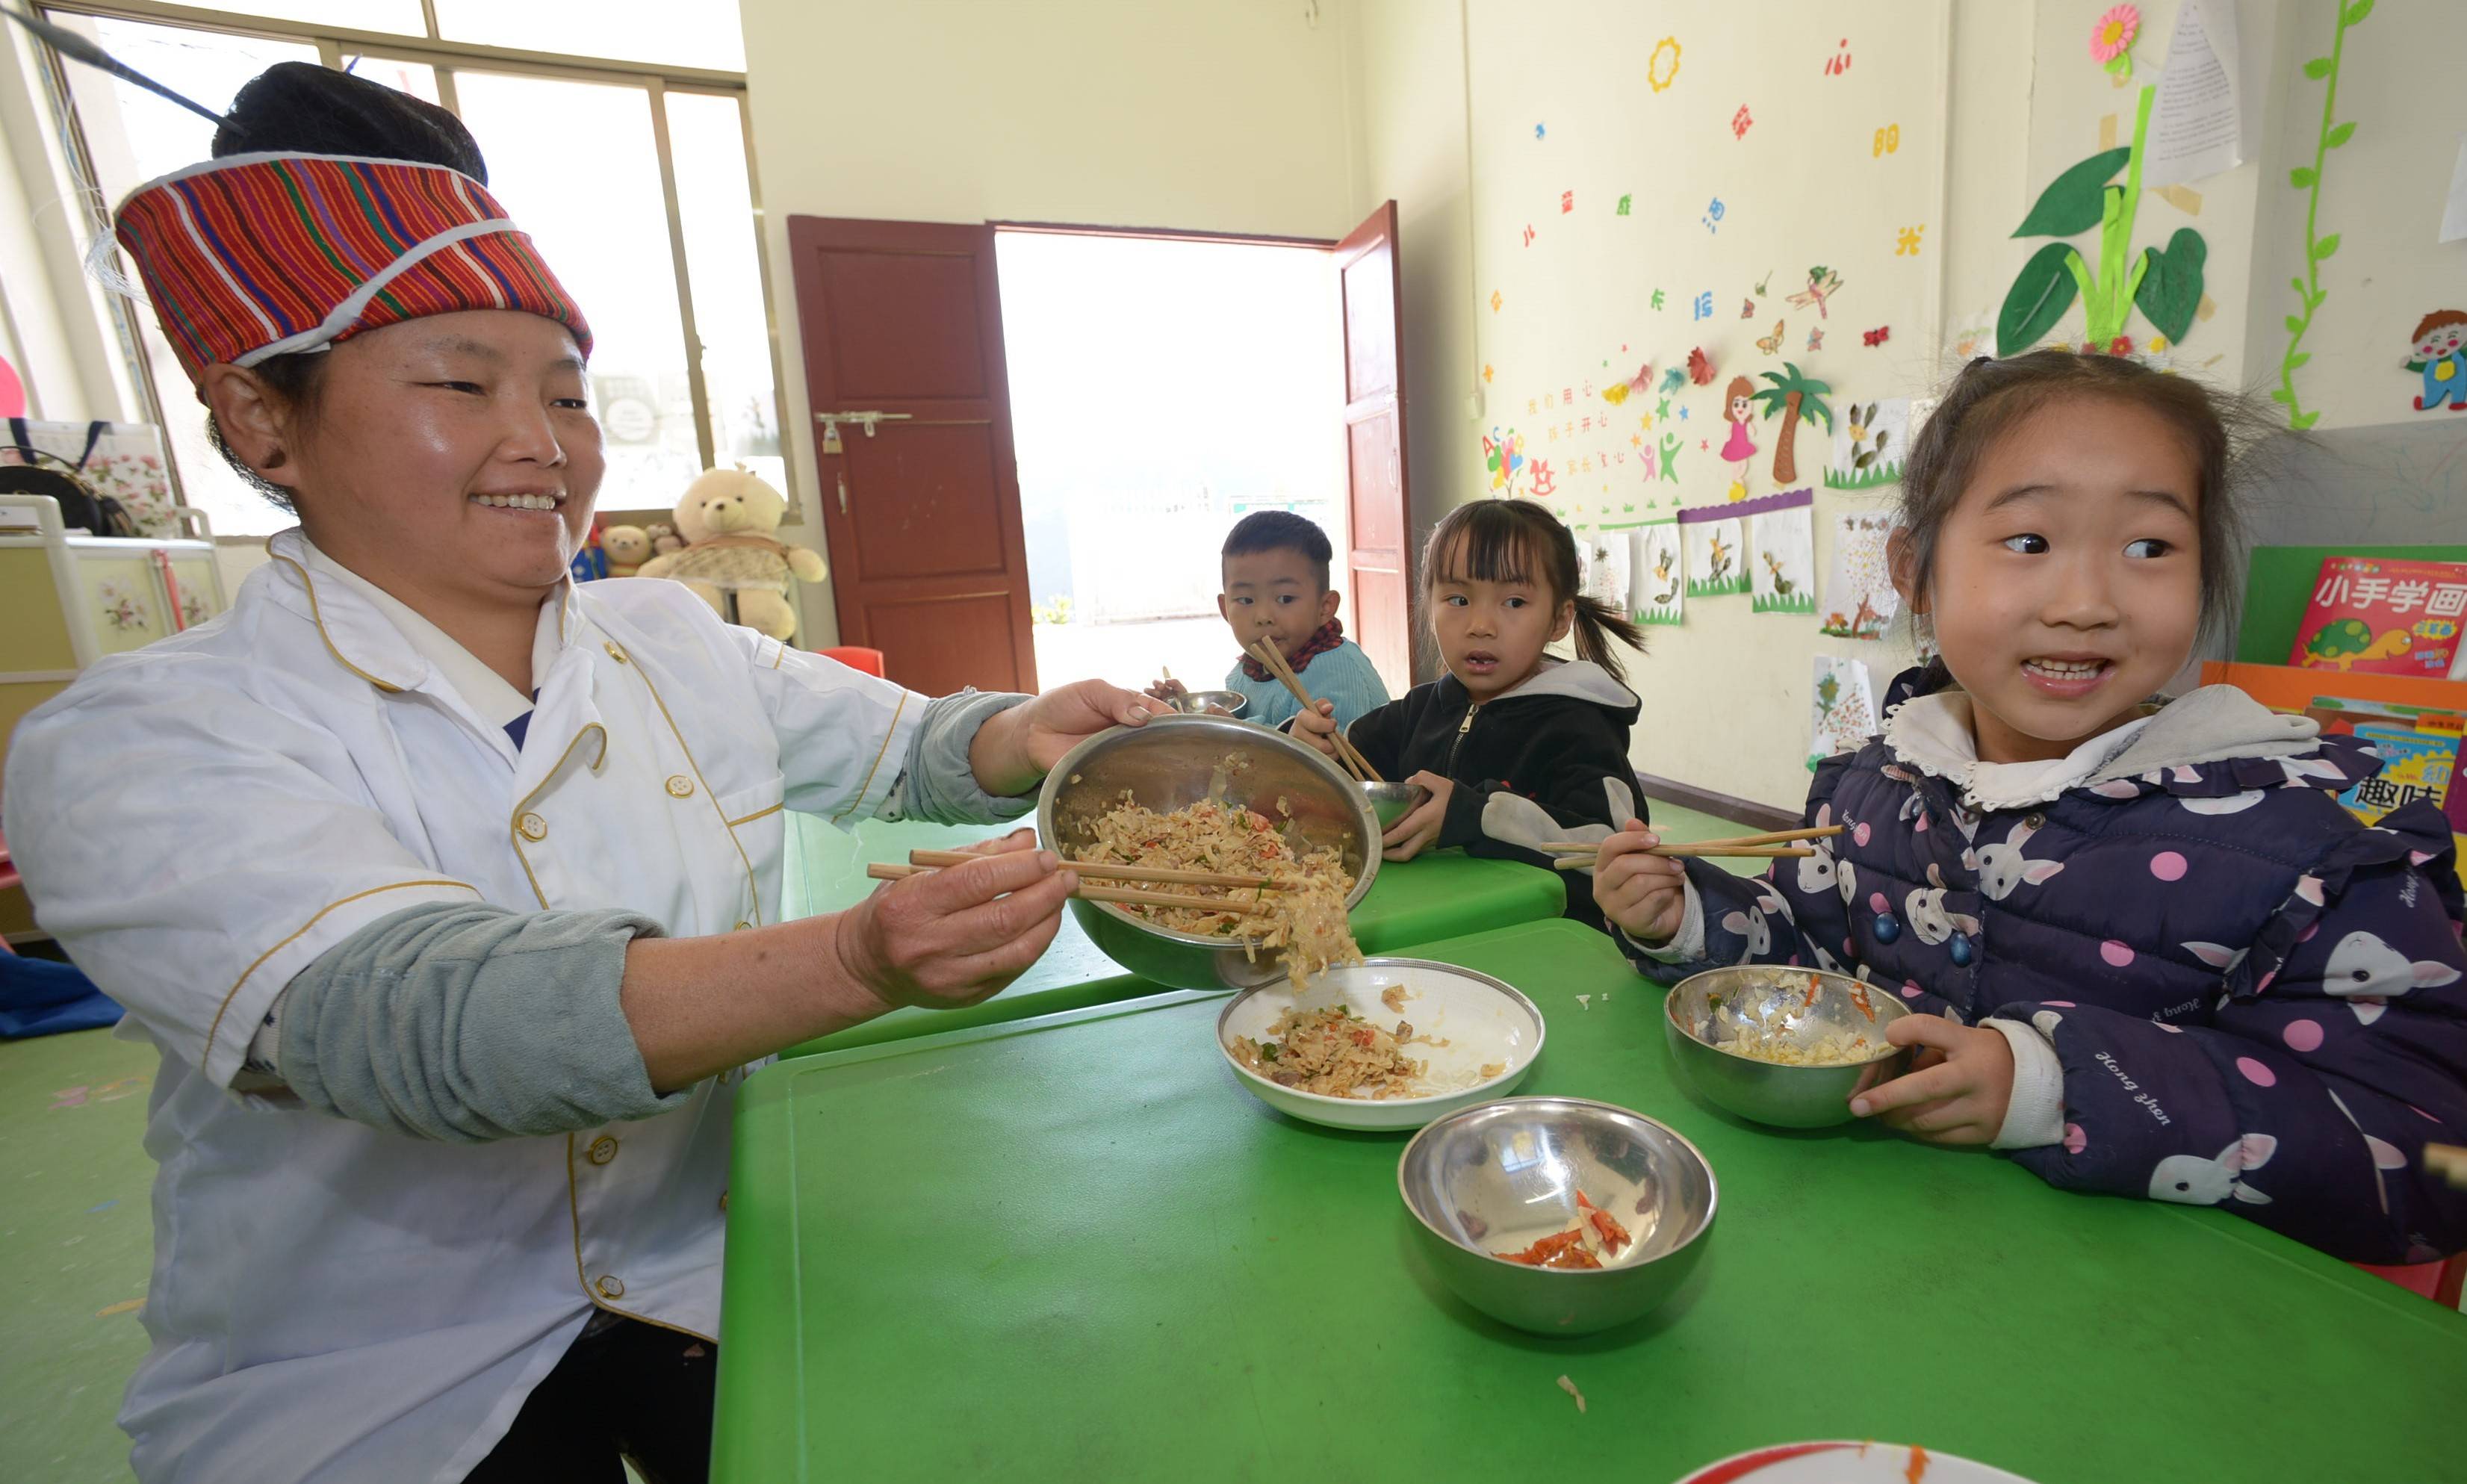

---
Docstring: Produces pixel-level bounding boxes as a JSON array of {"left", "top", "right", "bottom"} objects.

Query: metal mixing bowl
[
  {"left": 1360, "top": 780, "right": 1429, "bottom": 830},
  {"left": 1037, "top": 714, "right": 1378, "bottom": 990},
  {"left": 1663, "top": 965, "right": 1912, "bottom": 1128},
  {"left": 1398, "top": 1096, "right": 1716, "bottom": 1335},
  {"left": 1167, "top": 689, "right": 1247, "bottom": 718}
]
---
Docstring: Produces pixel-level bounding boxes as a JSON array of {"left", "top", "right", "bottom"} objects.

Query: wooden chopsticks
[
  {"left": 1536, "top": 823, "right": 1842, "bottom": 863},
  {"left": 907, "top": 847, "right": 1282, "bottom": 893},
  {"left": 1244, "top": 639, "right": 1385, "bottom": 783},
  {"left": 867, "top": 860, "right": 1270, "bottom": 917}
]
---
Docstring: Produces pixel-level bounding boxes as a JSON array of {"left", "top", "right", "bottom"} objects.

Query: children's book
[{"left": 2286, "top": 556, "right": 2467, "bottom": 679}]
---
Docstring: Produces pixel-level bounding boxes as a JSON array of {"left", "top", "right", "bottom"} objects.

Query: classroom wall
[
  {"left": 736, "top": 0, "right": 1361, "bottom": 648},
  {"left": 1345, "top": 0, "right": 2466, "bottom": 813}
]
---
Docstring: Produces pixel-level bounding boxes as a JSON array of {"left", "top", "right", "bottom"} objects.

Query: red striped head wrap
[{"left": 112, "top": 152, "right": 591, "bottom": 385}]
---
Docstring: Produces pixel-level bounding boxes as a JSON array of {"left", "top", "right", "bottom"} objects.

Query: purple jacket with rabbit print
[{"left": 1625, "top": 665, "right": 2467, "bottom": 1264}]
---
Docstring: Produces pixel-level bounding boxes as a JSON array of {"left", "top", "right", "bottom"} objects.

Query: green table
[
  {"left": 777, "top": 812, "right": 1565, "bottom": 1054},
  {"left": 716, "top": 917, "right": 2466, "bottom": 1483}
]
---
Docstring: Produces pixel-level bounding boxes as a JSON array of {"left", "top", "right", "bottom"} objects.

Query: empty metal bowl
[
  {"left": 1398, "top": 1096, "right": 1716, "bottom": 1335},
  {"left": 1360, "top": 780, "right": 1430, "bottom": 830},
  {"left": 1037, "top": 714, "right": 1378, "bottom": 990},
  {"left": 1167, "top": 689, "right": 1247, "bottom": 718},
  {"left": 1663, "top": 965, "right": 1913, "bottom": 1128}
]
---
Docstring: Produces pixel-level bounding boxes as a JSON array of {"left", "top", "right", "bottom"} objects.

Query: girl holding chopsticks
[{"left": 1291, "top": 500, "right": 1647, "bottom": 933}]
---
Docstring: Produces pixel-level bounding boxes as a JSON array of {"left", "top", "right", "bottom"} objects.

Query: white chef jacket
[{"left": 1, "top": 528, "right": 928, "bottom": 1483}]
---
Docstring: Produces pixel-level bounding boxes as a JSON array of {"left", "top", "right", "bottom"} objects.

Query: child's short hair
[
  {"left": 1421, "top": 498, "right": 1645, "bottom": 683},
  {"left": 1896, "top": 350, "right": 2268, "bottom": 646},
  {"left": 2412, "top": 308, "right": 2467, "bottom": 341},
  {"left": 1221, "top": 510, "right": 1332, "bottom": 591}
]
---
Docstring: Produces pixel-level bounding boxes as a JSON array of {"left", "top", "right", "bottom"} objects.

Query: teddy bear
[
  {"left": 636, "top": 464, "right": 827, "bottom": 642},
  {"left": 646, "top": 521, "right": 683, "bottom": 556},
  {"left": 601, "top": 524, "right": 652, "bottom": 578}
]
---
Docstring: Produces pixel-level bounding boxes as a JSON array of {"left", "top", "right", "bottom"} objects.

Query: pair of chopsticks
[
  {"left": 1538, "top": 822, "right": 1844, "bottom": 866},
  {"left": 1244, "top": 639, "right": 1385, "bottom": 783},
  {"left": 869, "top": 857, "right": 1271, "bottom": 917},
  {"left": 907, "top": 847, "right": 1280, "bottom": 892}
]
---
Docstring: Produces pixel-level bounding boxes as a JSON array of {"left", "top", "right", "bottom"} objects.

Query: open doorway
[{"left": 994, "top": 230, "right": 1349, "bottom": 695}]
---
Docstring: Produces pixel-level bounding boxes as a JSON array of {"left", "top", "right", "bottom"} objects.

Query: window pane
[
  {"left": 665, "top": 91, "right": 784, "bottom": 500},
  {"left": 133, "top": 1, "right": 425, "bottom": 31},
  {"left": 432, "top": 0, "right": 745, "bottom": 72},
  {"left": 340, "top": 55, "right": 441, "bottom": 106},
  {"left": 453, "top": 71, "right": 702, "bottom": 512},
  {"left": 46, "top": 13, "right": 321, "bottom": 537}
]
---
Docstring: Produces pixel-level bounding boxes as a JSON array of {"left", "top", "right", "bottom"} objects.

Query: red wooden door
[
  {"left": 1335, "top": 202, "right": 1412, "bottom": 690},
  {"left": 786, "top": 216, "right": 1037, "bottom": 695}
]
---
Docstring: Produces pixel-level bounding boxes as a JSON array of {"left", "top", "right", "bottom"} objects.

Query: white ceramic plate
[
  {"left": 1673, "top": 1441, "right": 2041, "bottom": 1483},
  {"left": 1216, "top": 957, "right": 1543, "bottom": 1132}
]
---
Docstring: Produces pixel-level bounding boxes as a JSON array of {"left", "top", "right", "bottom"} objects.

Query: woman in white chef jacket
[{"left": 1, "top": 64, "right": 1132, "bottom": 1484}]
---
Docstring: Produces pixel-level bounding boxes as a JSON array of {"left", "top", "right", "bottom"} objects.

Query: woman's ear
[
  {"left": 200, "top": 364, "right": 305, "bottom": 492},
  {"left": 1886, "top": 528, "right": 1926, "bottom": 614}
]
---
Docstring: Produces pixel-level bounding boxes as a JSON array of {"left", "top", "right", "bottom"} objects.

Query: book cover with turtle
[{"left": 2287, "top": 556, "right": 2467, "bottom": 680}]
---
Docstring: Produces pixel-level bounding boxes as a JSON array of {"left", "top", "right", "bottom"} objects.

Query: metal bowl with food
[
  {"left": 1165, "top": 689, "right": 1247, "bottom": 718},
  {"left": 1036, "top": 714, "right": 1379, "bottom": 990},
  {"left": 1398, "top": 1096, "right": 1716, "bottom": 1335},
  {"left": 1663, "top": 965, "right": 1912, "bottom": 1128},
  {"left": 1359, "top": 780, "right": 1430, "bottom": 831}
]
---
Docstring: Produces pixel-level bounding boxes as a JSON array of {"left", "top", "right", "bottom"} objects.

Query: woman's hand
[
  {"left": 1380, "top": 771, "right": 1454, "bottom": 861},
  {"left": 1288, "top": 698, "right": 1343, "bottom": 757},
  {"left": 969, "top": 680, "right": 1155, "bottom": 798},
  {"left": 1848, "top": 1015, "right": 2015, "bottom": 1146},
  {"left": 833, "top": 831, "right": 1074, "bottom": 1010},
  {"left": 1592, "top": 822, "right": 1686, "bottom": 943}
]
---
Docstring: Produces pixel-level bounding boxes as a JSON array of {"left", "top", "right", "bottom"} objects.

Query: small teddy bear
[
  {"left": 601, "top": 524, "right": 652, "bottom": 578},
  {"left": 636, "top": 465, "right": 827, "bottom": 642},
  {"left": 646, "top": 521, "right": 683, "bottom": 556}
]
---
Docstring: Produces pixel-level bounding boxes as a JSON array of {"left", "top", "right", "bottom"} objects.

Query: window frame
[{"left": 30, "top": 0, "right": 792, "bottom": 533}]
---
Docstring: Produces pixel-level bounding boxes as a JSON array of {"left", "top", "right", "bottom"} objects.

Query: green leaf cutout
[
  {"left": 2135, "top": 229, "right": 2206, "bottom": 344},
  {"left": 2291, "top": 410, "right": 2321, "bottom": 430},
  {"left": 2303, "top": 57, "right": 2334, "bottom": 79},
  {"left": 2013, "top": 147, "right": 2133, "bottom": 238},
  {"left": 2325, "top": 121, "right": 2356, "bottom": 149},
  {"left": 2291, "top": 167, "right": 2319, "bottom": 188},
  {"left": 2286, "top": 314, "right": 2306, "bottom": 333},
  {"left": 2312, "top": 234, "right": 2342, "bottom": 261},
  {"left": 2342, "top": 0, "right": 2374, "bottom": 25},
  {"left": 2287, "top": 353, "right": 2311, "bottom": 370},
  {"left": 1999, "top": 242, "right": 2082, "bottom": 356}
]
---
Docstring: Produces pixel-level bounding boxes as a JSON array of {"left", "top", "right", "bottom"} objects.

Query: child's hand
[
  {"left": 1143, "top": 677, "right": 1187, "bottom": 704},
  {"left": 1381, "top": 771, "right": 1454, "bottom": 860},
  {"left": 1848, "top": 1016, "right": 2015, "bottom": 1146},
  {"left": 1290, "top": 698, "right": 1342, "bottom": 757},
  {"left": 1592, "top": 822, "right": 1686, "bottom": 943}
]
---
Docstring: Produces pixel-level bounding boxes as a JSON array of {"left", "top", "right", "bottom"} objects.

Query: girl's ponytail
[{"left": 1568, "top": 594, "right": 1646, "bottom": 684}]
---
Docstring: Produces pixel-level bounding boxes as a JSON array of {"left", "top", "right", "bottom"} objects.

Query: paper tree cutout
[{"left": 1752, "top": 363, "right": 1833, "bottom": 484}]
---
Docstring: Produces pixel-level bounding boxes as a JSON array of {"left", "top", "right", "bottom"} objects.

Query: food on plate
[
  {"left": 1230, "top": 1005, "right": 1426, "bottom": 1099},
  {"left": 1070, "top": 790, "right": 1360, "bottom": 985},
  {"left": 1719, "top": 1019, "right": 1876, "bottom": 1067},
  {"left": 1495, "top": 1193, "right": 1632, "bottom": 1269},
  {"left": 1701, "top": 970, "right": 1883, "bottom": 1065}
]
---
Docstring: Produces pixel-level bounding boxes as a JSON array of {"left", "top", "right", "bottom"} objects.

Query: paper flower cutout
[
  {"left": 2091, "top": 5, "right": 2140, "bottom": 77},
  {"left": 1648, "top": 36, "right": 1682, "bottom": 93}
]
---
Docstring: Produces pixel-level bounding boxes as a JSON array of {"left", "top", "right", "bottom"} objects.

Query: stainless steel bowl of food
[
  {"left": 1359, "top": 780, "right": 1429, "bottom": 831},
  {"left": 1398, "top": 1096, "right": 1716, "bottom": 1335},
  {"left": 1037, "top": 714, "right": 1379, "bottom": 990},
  {"left": 1663, "top": 965, "right": 1913, "bottom": 1128},
  {"left": 1167, "top": 689, "right": 1247, "bottom": 718}
]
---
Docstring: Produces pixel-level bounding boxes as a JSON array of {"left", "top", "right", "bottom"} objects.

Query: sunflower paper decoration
[{"left": 2090, "top": 5, "right": 2141, "bottom": 79}]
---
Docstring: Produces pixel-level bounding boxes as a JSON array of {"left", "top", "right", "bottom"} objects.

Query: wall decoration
[
  {"left": 1522, "top": 224, "right": 1536, "bottom": 247},
  {"left": 1753, "top": 362, "right": 1834, "bottom": 484},
  {"left": 1702, "top": 198, "right": 1725, "bottom": 233},
  {"left": 2273, "top": 0, "right": 2372, "bottom": 431},
  {"left": 1861, "top": 326, "right": 1890, "bottom": 347},
  {"left": 1586, "top": 527, "right": 1631, "bottom": 610},
  {"left": 1681, "top": 513, "right": 1747, "bottom": 597},
  {"left": 1895, "top": 224, "right": 1925, "bottom": 255},
  {"left": 1732, "top": 105, "right": 1754, "bottom": 140},
  {"left": 1491, "top": 291, "right": 1504, "bottom": 312},
  {"left": 1873, "top": 124, "right": 1900, "bottom": 157},
  {"left": 1658, "top": 431, "right": 1684, "bottom": 483},
  {"left": 1658, "top": 369, "right": 1686, "bottom": 397},
  {"left": 1806, "top": 327, "right": 1825, "bottom": 352},
  {"left": 1810, "top": 656, "right": 1878, "bottom": 770},
  {"left": 1786, "top": 266, "right": 1845, "bottom": 319},
  {"left": 2143, "top": 0, "right": 2247, "bottom": 187},
  {"left": 1719, "top": 374, "right": 1760, "bottom": 500},
  {"left": 1562, "top": 190, "right": 1575, "bottom": 214},
  {"left": 1819, "top": 512, "right": 1900, "bottom": 639},
  {"left": 1617, "top": 193, "right": 1634, "bottom": 216},
  {"left": 1648, "top": 36, "right": 1682, "bottom": 93},
  {"left": 2407, "top": 311, "right": 2467, "bottom": 412},
  {"left": 2089, "top": 4, "right": 2141, "bottom": 81},
  {"left": 1756, "top": 320, "right": 1787, "bottom": 356},
  {"left": 1996, "top": 85, "right": 2207, "bottom": 357},
  {"left": 1751, "top": 499, "right": 1817, "bottom": 615},
  {"left": 1754, "top": 269, "right": 1773, "bottom": 297},
  {"left": 1825, "top": 37, "right": 1852, "bottom": 76},
  {"left": 1530, "top": 459, "right": 1558, "bottom": 498},
  {"left": 1688, "top": 347, "right": 1716, "bottom": 385},
  {"left": 1692, "top": 291, "right": 1714, "bottom": 320},
  {"left": 1484, "top": 428, "right": 1528, "bottom": 495},
  {"left": 1632, "top": 522, "right": 1684, "bottom": 626},
  {"left": 1826, "top": 397, "right": 1910, "bottom": 490}
]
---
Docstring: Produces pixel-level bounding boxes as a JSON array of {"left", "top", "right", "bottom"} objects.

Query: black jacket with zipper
[{"left": 1341, "top": 659, "right": 1645, "bottom": 931}]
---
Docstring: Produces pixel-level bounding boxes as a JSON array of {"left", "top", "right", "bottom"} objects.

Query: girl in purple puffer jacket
[{"left": 1595, "top": 351, "right": 2467, "bottom": 1265}]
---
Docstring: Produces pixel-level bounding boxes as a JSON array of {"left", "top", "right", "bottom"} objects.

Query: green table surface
[
  {"left": 715, "top": 917, "right": 2466, "bottom": 1483},
  {"left": 777, "top": 811, "right": 1565, "bottom": 1055}
]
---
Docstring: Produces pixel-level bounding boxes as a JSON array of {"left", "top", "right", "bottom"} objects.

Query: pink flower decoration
[{"left": 2090, "top": 5, "right": 2140, "bottom": 63}]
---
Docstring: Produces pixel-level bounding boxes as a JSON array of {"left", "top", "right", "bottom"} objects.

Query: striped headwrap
[{"left": 113, "top": 152, "right": 591, "bottom": 385}]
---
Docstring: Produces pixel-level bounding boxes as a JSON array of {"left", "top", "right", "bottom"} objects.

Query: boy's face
[
  {"left": 2417, "top": 323, "right": 2463, "bottom": 361},
  {"left": 1219, "top": 547, "right": 1340, "bottom": 660}
]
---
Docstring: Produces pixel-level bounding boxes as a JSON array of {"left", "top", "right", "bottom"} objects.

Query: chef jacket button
[
  {"left": 603, "top": 642, "right": 628, "bottom": 663},
  {"left": 665, "top": 774, "right": 695, "bottom": 798},
  {"left": 586, "top": 1135, "right": 618, "bottom": 1165},
  {"left": 518, "top": 812, "right": 548, "bottom": 842},
  {"left": 595, "top": 1274, "right": 626, "bottom": 1300}
]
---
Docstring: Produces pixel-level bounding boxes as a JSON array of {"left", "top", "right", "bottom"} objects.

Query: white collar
[
  {"left": 1884, "top": 691, "right": 2157, "bottom": 812},
  {"left": 297, "top": 535, "right": 561, "bottom": 727}
]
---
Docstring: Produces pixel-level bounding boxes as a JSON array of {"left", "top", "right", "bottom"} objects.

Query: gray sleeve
[
  {"left": 274, "top": 901, "right": 688, "bottom": 1143},
  {"left": 878, "top": 688, "right": 1037, "bottom": 825}
]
